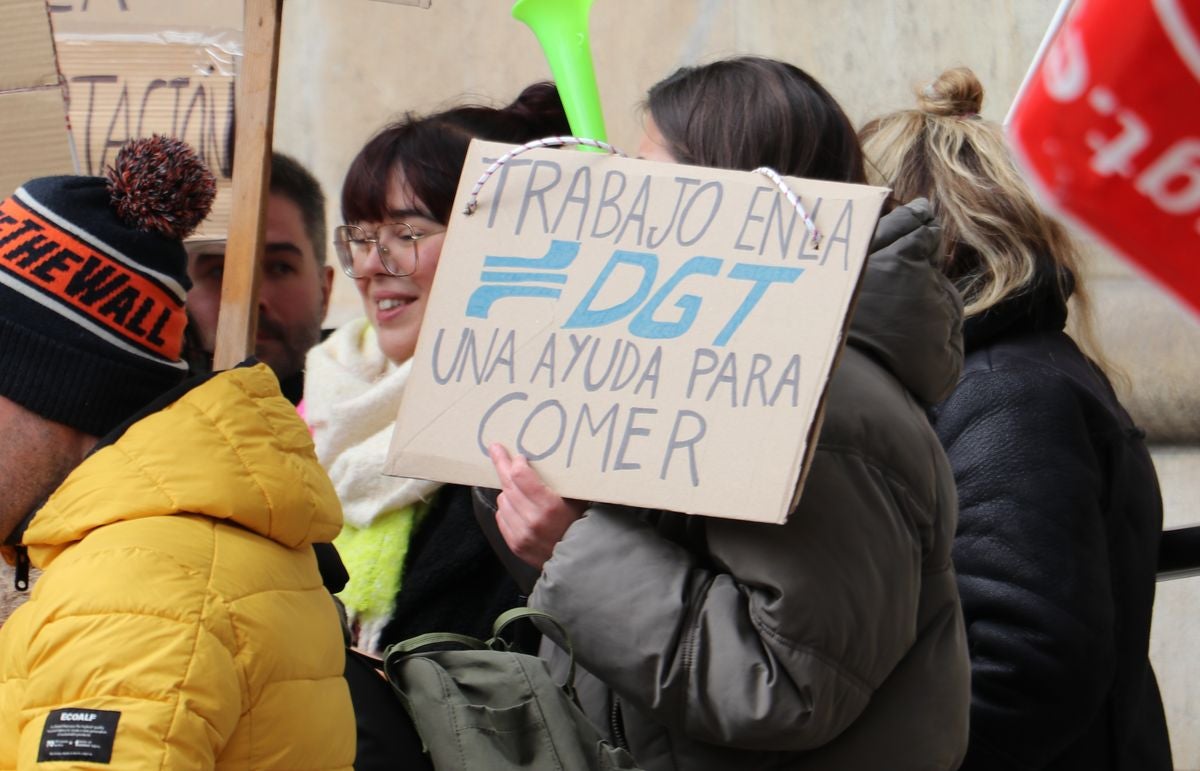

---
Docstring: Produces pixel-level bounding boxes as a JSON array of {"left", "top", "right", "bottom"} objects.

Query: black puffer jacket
[{"left": 929, "top": 272, "right": 1172, "bottom": 770}]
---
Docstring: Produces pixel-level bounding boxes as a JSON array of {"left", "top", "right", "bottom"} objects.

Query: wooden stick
[
  {"left": 1005, "top": 0, "right": 1075, "bottom": 126},
  {"left": 213, "top": 0, "right": 283, "bottom": 370}
]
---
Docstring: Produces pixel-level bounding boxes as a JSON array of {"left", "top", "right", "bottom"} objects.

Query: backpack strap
[
  {"left": 382, "top": 631, "right": 490, "bottom": 735},
  {"left": 489, "top": 608, "right": 578, "bottom": 700},
  {"left": 386, "top": 632, "right": 488, "bottom": 655},
  {"left": 382, "top": 609, "right": 582, "bottom": 713}
]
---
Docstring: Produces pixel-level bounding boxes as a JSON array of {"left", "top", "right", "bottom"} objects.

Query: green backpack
[{"left": 383, "top": 608, "right": 642, "bottom": 771}]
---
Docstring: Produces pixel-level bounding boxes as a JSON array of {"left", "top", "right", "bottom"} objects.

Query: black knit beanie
[{"left": 0, "top": 136, "right": 216, "bottom": 437}]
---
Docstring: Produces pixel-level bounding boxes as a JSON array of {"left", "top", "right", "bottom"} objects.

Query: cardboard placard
[
  {"left": 58, "top": 42, "right": 235, "bottom": 176},
  {"left": 1, "top": 0, "right": 60, "bottom": 91},
  {"left": 53, "top": 1, "right": 242, "bottom": 237},
  {"left": 386, "top": 140, "right": 887, "bottom": 523},
  {"left": 49, "top": 0, "right": 242, "bottom": 36},
  {"left": 0, "top": 0, "right": 73, "bottom": 199},
  {"left": 0, "top": 91, "right": 76, "bottom": 198}
]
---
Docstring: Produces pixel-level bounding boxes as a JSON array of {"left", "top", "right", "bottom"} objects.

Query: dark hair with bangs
[
  {"left": 341, "top": 82, "right": 570, "bottom": 227},
  {"left": 646, "top": 57, "right": 866, "bottom": 184}
]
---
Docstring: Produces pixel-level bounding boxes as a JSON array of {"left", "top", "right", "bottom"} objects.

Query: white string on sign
[
  {"left": 461, "top": 140, "right": 821, "bottom": 251},
  {"left": 752, "top": 167, "right": 823, "bottom": 250},
  {"left": 462, "top": 136, "right": 627, "bottom": 216}
]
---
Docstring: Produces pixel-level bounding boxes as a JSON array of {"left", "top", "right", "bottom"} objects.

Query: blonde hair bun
[{"left": 917, "top": 67, "right": 984, "bottom": 117}]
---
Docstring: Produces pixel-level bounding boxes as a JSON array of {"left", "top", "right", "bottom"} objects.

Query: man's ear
[{"left": 320, "top": 265, "right": 334, "bottom": 320}]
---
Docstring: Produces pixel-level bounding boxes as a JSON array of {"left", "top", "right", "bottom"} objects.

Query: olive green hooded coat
[{"left": 505, "top": 200, "right": 970, "bottom": 771}]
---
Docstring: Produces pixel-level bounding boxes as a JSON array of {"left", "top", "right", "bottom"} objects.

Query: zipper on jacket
[
  {"left": 14, "top": 546, "right": 29, "bottom": 591},
  {"left": 610, "top": 695, "right": 630, "bottom": 751}
]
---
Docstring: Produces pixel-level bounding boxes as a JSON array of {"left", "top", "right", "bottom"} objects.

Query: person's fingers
[
  {"left": 504, "top": 453, "right": 540, "bottom": 499},
  {"left": 488, "top": 442, "right": 515, "bottom": 487},
  {"left": 495, "top": 492, "right": 527, "bottom": 546},
  {"left": 491, "top": 448, "right": 565, "bottom": 515},
  {"left": 494, "top": 452, "right": 551, "bottom": 516},
  {"left": 495, "top": 493, "right": 550, "bottom": 569},
  {"left": 496, "top": 487, "right": 542, "bottom": 542},
  {"left": 495, "top": 489, "right": 529, "bottom": 528},
  {"left": 488, "top": 442, "right": 510, "bottom": 464},
  {"left": 489, "top": 447, "right": 580, "bottom": 571},
  {"left": 494, "top": 493, "right": 517, "bottom": 542},
  {"left": 495, "top": 506, "right": 529, "bottom": 563},
  {"left": 491, "top": 445, "right": 581, "bottom": 521},
  {"left": 506, "top": 454, "right": 567, "bottom": 513}
]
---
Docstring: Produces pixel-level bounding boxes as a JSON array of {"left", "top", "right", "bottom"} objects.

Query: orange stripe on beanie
[{"left": 0, "top": 136, "right": 215, "bottom": 436}]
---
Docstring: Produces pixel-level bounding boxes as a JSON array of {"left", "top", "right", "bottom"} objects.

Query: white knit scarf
[
  {"left": 305, "top": 319, "right": 441, "bottom": 652},
  {"left": 305, "top": 318, "right": 441, "bottom": 528}
]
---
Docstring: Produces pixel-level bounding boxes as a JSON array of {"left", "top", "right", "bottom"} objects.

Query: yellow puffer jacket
[{"left": 0, "top": 365, "right": 355, "bottom": 770}]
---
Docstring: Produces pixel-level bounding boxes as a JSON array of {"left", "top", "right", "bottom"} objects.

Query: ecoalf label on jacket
[{"left": 38, "top": 708, "right": 120, "bottom": 763}]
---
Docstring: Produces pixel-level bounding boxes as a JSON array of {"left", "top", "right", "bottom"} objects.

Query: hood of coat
[
  {"left": 22, "top": 364, "right": 342, "bottom": 566},
  {"left": 847, "top": 198, "right": 964, "bottom": 405}
]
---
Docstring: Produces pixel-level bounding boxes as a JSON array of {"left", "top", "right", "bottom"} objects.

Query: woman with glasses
[
  {"left": 478, "top": 57, "right": 971, "bottom": 770},
  {"left": 860, "top": 67, "right": 1171, "bottom": 771},
  {"left": 302, "top": 82, "right": 570, "bottom": 657}
]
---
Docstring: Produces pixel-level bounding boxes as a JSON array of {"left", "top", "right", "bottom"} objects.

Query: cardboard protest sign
[
  {"left": 49, "top": 1, "right": 242, "bottom": 32},
  {"left": 52, "top": 0, "right": 241, "bottom": 237},
  {"left": 0, "top": 0, "right": 74, "bottom": 198},
  {"left": 1008, "top": 0, "right": 1200, "bottom": 316},
  {"left": 387, "top": 140, "right": 887, "bottom": 523}
]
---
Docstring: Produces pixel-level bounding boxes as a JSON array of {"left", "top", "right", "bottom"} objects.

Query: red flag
[{"left": 1009, "top": 0, "right": 1200, "bottom": 317}]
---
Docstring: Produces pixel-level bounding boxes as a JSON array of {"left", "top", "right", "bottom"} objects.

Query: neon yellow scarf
[{"left": 334, "top": 499, "right": 431, "bottom": 654}]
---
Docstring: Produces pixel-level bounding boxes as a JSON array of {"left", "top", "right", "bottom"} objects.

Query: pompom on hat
[{"left": 0, "top": 136, "right": 216, "bottom": 436}]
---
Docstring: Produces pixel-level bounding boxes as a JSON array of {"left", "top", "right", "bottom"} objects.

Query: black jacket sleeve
[{"left": 935, "top": 364, "right": 1116, "bottom": 770}]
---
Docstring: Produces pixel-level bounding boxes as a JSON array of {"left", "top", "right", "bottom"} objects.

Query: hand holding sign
[{"left": 489, "top": 443, "right": 586, "bottom": 569}]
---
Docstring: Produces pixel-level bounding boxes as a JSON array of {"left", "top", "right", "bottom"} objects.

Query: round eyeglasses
[{"left": 332, "top": 222, "right": 436, "bottom": 279}]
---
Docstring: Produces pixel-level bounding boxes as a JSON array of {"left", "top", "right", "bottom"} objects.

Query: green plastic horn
[{"left": 512, "top": 0, "right": 607, "bottom": 148}]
